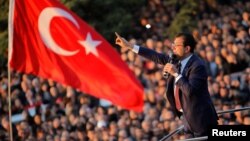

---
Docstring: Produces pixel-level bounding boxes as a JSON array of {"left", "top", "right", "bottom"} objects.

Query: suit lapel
[{"left": 182, "top": 54, "right": 196, "bottom": 76}]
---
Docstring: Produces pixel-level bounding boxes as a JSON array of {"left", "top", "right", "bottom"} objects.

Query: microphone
[{"left": 163, "top": 51, "right": 176, "bottom": 78}]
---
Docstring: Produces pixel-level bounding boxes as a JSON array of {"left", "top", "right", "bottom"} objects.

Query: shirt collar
[{"left": 180, "top": 54, "right": 193, "bottom": 73}]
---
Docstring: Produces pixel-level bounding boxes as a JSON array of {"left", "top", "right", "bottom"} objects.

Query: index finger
[{"left": 115, "top": 32, "right": 122, "bottom": 39}]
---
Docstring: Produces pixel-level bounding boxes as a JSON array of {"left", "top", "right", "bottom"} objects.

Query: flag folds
[{"left": 9, "top": 0, "right": 143, "bottom": 112}]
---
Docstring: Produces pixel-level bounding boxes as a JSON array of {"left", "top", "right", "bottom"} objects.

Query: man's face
[{"left": 171, "top": 37, "right": 187, "bottom": 59}]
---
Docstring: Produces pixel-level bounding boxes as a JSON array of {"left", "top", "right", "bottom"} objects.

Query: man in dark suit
[{"left": 115, "top": 32, "right": 218, "bottom": 138}]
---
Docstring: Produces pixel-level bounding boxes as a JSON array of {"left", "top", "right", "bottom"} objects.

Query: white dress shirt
[{"left": 175, "top": 54, "right": 193, "bottom": 83}]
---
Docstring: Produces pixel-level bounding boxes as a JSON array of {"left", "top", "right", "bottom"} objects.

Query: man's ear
[{"left": 185, "top": 46, "right": 191, "bottom": 53}]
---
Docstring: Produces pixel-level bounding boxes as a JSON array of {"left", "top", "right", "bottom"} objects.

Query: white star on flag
[{"left": 78, "top": 32, "right": 101, "bottom": 56}]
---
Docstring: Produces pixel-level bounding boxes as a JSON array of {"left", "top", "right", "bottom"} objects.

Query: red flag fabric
[{"left": 9, "top": 0, "right": 144, "bottom": 112}]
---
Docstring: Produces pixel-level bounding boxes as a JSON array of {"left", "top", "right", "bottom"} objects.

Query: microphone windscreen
[{"left": 168, "top": 51, "right": 173, "bottom": 58}]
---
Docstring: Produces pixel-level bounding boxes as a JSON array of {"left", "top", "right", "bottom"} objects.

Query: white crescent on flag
[{"left": 38, "top": 7, "right": 80, "bottom": 56}]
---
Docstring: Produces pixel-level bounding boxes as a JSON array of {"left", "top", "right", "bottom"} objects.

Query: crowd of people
[{"left": 1, "top": 0, "right": 250, "bottom": 141}]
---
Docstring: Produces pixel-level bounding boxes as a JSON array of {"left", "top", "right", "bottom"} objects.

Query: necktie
[
  {"left": 176, "top": 61, "right": 181, "bottom": 73},
  {"left": 174, "top": 61, "right": 182, "bottom": 111}
]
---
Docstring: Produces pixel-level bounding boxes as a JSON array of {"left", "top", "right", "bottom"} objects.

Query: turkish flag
[{"left": 9, "top": 0, "right": 144, "bottom": 112}]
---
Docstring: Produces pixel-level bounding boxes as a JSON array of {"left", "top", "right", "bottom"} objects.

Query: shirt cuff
[
  {"left": 175, "top": 74, "right": 182, "bottom": 83},
  {"left": 132, "top": 45, "right": 140, "bottom": 53}
]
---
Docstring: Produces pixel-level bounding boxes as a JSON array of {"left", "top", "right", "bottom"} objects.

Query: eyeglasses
[{"left": 171, "top": 43, "right": 184, "bottom": 47}]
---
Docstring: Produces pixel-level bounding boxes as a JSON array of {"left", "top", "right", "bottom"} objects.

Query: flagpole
[
  {"left": 7, "top": 58, "right": 13, "bottom": 141},
  {"left": 8, "top": 0, "right": 15, "bottom": 141}
]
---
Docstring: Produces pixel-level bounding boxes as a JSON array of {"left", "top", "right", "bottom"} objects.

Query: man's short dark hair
[{"left": 175, "top": 33, "right": 197, "bottom": 53}]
